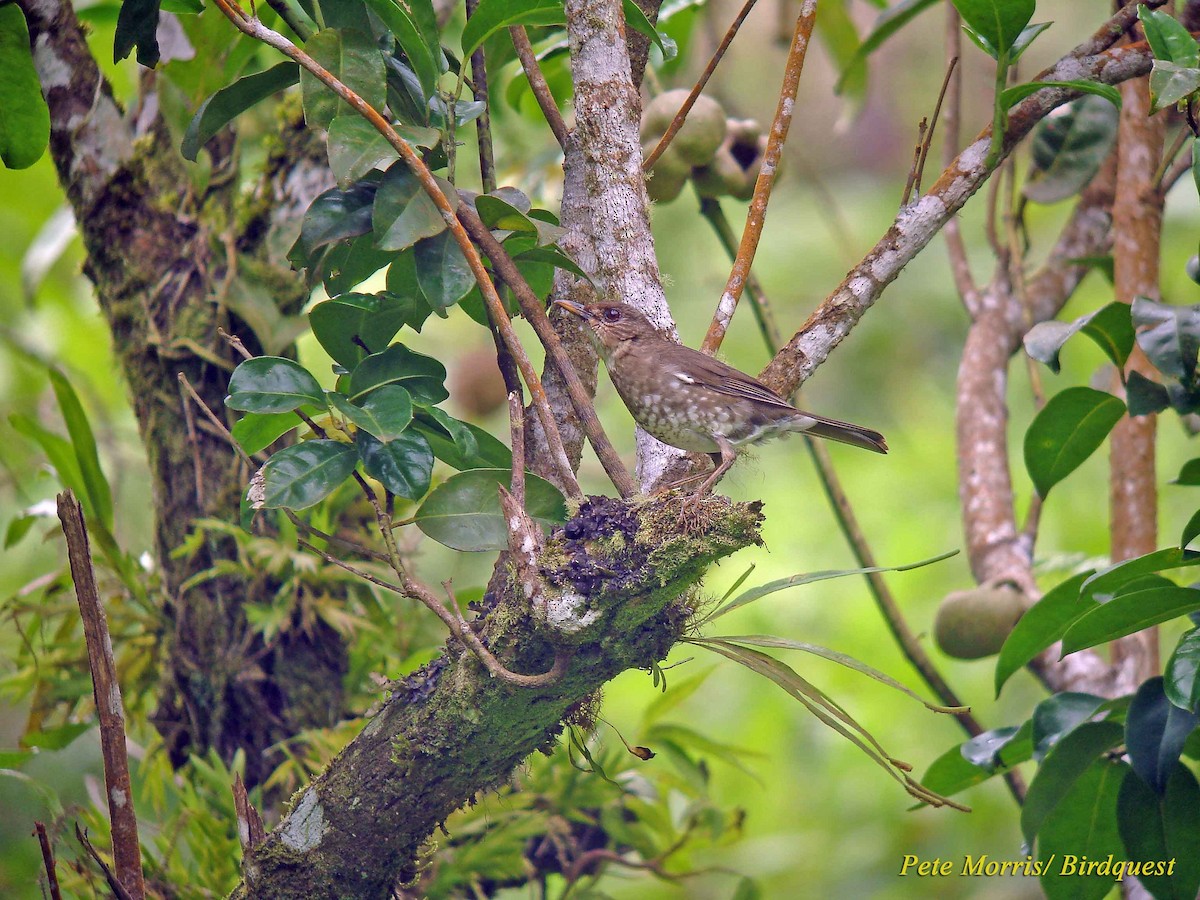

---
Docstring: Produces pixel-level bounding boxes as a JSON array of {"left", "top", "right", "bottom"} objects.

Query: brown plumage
[{"left": 555, "top": 299, "right": 887, "bottom": 495}]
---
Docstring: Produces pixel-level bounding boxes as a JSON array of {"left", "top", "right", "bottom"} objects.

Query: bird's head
[{"left": 552, "top": 300, "right": 659, "bottom": 357}]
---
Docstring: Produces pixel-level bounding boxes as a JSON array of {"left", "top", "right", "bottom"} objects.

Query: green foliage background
[{"left": 3, "top": 1, "right": 1200, "bottom": 896}]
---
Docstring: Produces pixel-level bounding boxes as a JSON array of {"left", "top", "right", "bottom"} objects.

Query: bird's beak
[{"left": 552, "top": 298, "right": 594, "bottom": 321}]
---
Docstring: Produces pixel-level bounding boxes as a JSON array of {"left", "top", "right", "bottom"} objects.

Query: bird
[{"left": 554, "top": 299, "right": 887, "bottom": 497}]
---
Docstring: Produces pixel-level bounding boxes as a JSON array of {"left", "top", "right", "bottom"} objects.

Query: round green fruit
[
  {"left": 933, "top": 585, "right": 1026, "bottom": 660},
  {"left": 641, "top": 89, "right": 726, "bottom": 167}
]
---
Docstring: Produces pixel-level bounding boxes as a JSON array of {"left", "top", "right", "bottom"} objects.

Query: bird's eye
[{"left": 603, "top": 307, "right": 622, "bottom": 322}]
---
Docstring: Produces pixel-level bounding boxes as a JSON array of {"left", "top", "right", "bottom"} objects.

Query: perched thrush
[{"left": 555, "top": 299, "right": 887, "bottom": 496}]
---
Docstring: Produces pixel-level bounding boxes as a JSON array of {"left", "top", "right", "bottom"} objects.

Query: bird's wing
[{"left": 669, "top": 346, "right": 795, "bottom": 410}]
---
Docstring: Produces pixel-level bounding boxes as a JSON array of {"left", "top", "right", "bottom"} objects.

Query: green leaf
[
  {"left": 1126, "top": 370, "right": 1172, "bottom": 417},
  {"left": 918, "top": 744, "right": 1001, "bottom": 798},
  {"left": 356, "top": 429, "right": 433, "bottom": 499},
  {"left": 1182, "top": 509, "right": 1200, "bottom": 550},
  {"left": 1149, "top": 60, "right": 1200, "bottom": 114},
  {"left": 10, "top": 414, "right": 87, "bottom": 505},
  {"left": 1126, "top": 677, "right": 1199, "bottom": 794},
  {"left": 1007, "top": 20, "right": 1051, "bottom": 63},
  {"left": 347, "top": 343, "right": 449, "bottom": 405},
  {"left": 415, "top": 231, "right": 476, "bottom": 310},
  {"left": 1023, "top": 302, "right": 1134, "bottom": 373},
  {"left": 373, "top": 163, "right": 447, "bottom": 251},
  {"left": 329, "top": 385, "right": 413, "bottom": 441},
  {"left": 362, "top": 0, "right": 442, "bottom": 100},
  {"left": 476, "top": 194, "right": 541, "bottom": 235},
  {"left": 1165, "top": 628, "right": 1200, "bottom": 713},
  {"left": 22, "top": 722, "right": 92, "bottom": 750},
  {"left": 1022, "top": 720, "right": 1124, "bottom": 845},
  {"left": 291, "top": 178, "right": 380, "bottom": 266},
  {"left": 1138, "top": 5, "right": 1200, "bottom": 67},
  {"left": 5, "top": 514, "right": 38, "bottom": 549},
  {"left": 1134, "top": 296, "right": 1200, "bottom": 383},
  {"left": 950, "top": 0, "right": 1034, "bottom": 56},
  {"left": 1031, "top": 692, "right": 1107, "bottom": 761},
  {"left": 1037, "top": 757, "right": 1128, "bottom": 900},
  {"left": 321, "top": 236, "right": 395, "bottom": 294},
  {"left": 326, "top": 116, "right": 399, "bottom": 189},
  {"left": 511, "top": 246, "right": 591, "bottom": 281},
  {"left": 49, "top": 368, "right": 114, "bottom": 531},
  {"left": 182, "top": 62, "right": 300, "bottom": 162},
  {"left": 1001, "top": 80, "right": 1121, "bottom": 111},
  {"left": 114, "top": 0, "right": 161, "bottom": 67},
  {"left": 961, "top": 721, "right": 1033, "bottom": 771},
  {"left": 1173, "top": 457, "right": 1200, "bottom": 485},
  {"left": 1061, "top": 587, "right": 1200, "bottom": 656},
  {"left": 231, "top": 412, "right": 298, "bottom": 456},
  {"left": 226, "top": 357, "right": 327, "bottom": 413},
  {"left": 1083, "top": 548, "right": 1200, "bottom": 601},
  {"left": 415, "top": 468, "right": 567, "bottom": 551},
  {"left": 1024, "top": 387, "right": 1125, "bottom": 497},
  {"left": 1117, "top": 765, "right": 1200, "bottom": 900},
  {"left": 301, "top": 28, "right": 386, "bottom": 129},
  {"left": 310, "top": 291, "right": 430, "bottom": 368},
  {"left": 622, "top": 0, "right": 676, "bottom": 61},
  {"left": 413, "top": 412, "right": 512, "bottom": 469},
  {"left": 461, "top": 0, "right": 567, "bottom": 59},
  {"left": 704, "top": 550, "right": 957, "bottom": 623},
  {"left": 1024, "top": 95, "right": 1119, "bottom": 204},
  {"left": 996, "top": 572, "right": 1095, "bottom": 696},
  {"left": 256, "top": 440, "right": 358, "bottom": 509},
  {"left": 0, "top": 5, "right": 50, "bottom": 169},
  {"left": 835, "top": 0, "right": 939, "bottom": 94}
]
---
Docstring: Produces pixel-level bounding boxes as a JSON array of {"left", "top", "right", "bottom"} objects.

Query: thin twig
[
  {"left": 641, "top": 0, "right": 762, "bottom": 171},
  {"left": 75, "top": 824, "right": 134, "bottom": 900},
  {"left": 208, "top": 0, "right": 581, "bottom": 499},
  {"left": 467, "top": 0, "right": 497, "bottom": 193},
  {"left": 457, "top": 205, "right": 638, "bottom": 498},
  {"left": 913, "top": 55, "right": 958, "bottom": 200},
  {"left": 901, "top": 118, "right": 928, "bottom": 208},
  {"left": 58, "top": 494, "right": 145, "bottom": 900},
  {"left": 700, "top": 0, "right": 818, "bottom": 355},
  {"left": 510, "top": 26, "right": 571, "bottom": 150},
  {"left": 34, "top": 822, "right": 63, "bottom": 900},
  {"left": 232, "top": 773, "right": 266, "bottom": 852},
  {"left": 177, "top": 373, "right": 255, "bottom": 467}
]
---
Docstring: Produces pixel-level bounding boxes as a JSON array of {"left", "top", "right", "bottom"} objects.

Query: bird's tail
[{"left": 795, "top": 413, "right": 888, "bottom": 454}]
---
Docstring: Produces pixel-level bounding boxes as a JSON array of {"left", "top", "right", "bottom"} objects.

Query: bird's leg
[{"left": 693, "top": 437, "right": 737, "bottom": 497}]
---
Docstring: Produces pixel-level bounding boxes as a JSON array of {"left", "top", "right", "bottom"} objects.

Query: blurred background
[{"left": 3, "top": 0, "right": 1198, "bottom": 896}]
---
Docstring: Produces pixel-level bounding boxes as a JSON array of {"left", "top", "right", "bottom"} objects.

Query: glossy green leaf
[
  {"left": 300, "top": 28, "right": 386, "bottom": 129},
  {"left": 257, "top": 440, "right": 358, "bottom": 509},
  {"left": 182, "top": 62, "right": 300, "bottom": 162},
  {"left": 373, "top": 164, "right": 447, "bottom": 251},
  {"left": 461, "top": 0, "right": 566, "bottom": 59},
  {"left": 996, "top": 572, "right": 1095, "bottom": 696},
  {"left": 1117, "top": 764, "right": 1200, "bottom": 900},
  {"left": 1134, "top": 296, "right": 1200, "bottom": 382},
  {"left": 961, "top": 721, "right": 1033, "bottom": 771},
  {"left": 1001, "top": 80, "right": 1120, "bottom": 111},
  {"left": 327, "top": 116, "right": 398, "bottom": 189},
  {"left": 413, "top": 413, "right": 512, "bottom": 469},
  {"left": 918, "top": 744, "right": 1000, "bottom": 798},
  {"left": 1174, "top": 457, "right": 1200, "bottom": 485},
  {"left": 415, "top": 231, "right": 475, "bottom": 310},
  {"left": 231, "top": 412, "right": 298, "bottom": 456},
  {"left": 1126, "top": 370, "right": 1172, "bottom": 417},
  {"left": 1007, "top": 20, "right": 1050, "bottom": 63},
  {"left": 290, "top": 178, "right": 379, "bottom": 266},
  {"left": 950, "top": 0, "right": 1034, "bottom": 56},
  {"left": 1127, "top": 677, "right": 1199, "bottom": 794},
  {"left": 1082, "top": 548, "right": 1200, "bottom": 600},
  {"left": 363, "top": 0, "right": 441, "bottom": 99},
  {"left": 622, "top": 0, "right": 676, "bottom": 61},
  {"left": 415, "top": 467, "right": 567, "bottom": 551},
  {"left": 49, "top": 368, "right": 113, "bottom": 531},
  {"left": 1181, "top": 509, "right": 1200, "bottom": 550},
  {"left": 114, "top": 0, "right": 161, "bottom": 67},
  {"left": 1024, "top": 95, "right": 1119, "bottom": 204},
  {"left": 1031, "top": 692, "right": 1106, "bottom": 762},
  {"left": 346, "top": 343, "right": 449, "bottom": 405},
  {"left": 512, "top": 246, "right": 591, "bottom": 282},
  {"left": 226, "top": 357, "right": 327, "bottom": 413},
  {"left": 329, "top": 385, "right": 413, "bottom": 441},
  {"left": 835, "top": 0, "right": 938, "bottom": 94},
  {"left": 310, "top": 291, "right": 430, "bottom": 368},
  {"left": 1037, "top": 756, "right": 1128, "bottom": 900},
  {"left": 1023, "top": 302, "right": 1134, "bottom": 374},
  {"left": 1165, "top": 628, "right": 1200, "bottom": 712},
  {"left": 1061, "top": 587, "right": 1200, "bottom": 656},
  {"left": 1024, "top": 387, "right": 1125, "bottom": 497},
  {"left": 1149, "top": 60, "right": 1200, "bottom": 114},
  {"left": 9, "top": 414, "right": 87, "bottom": 511},
  {"left": 1022, "top": 720, "right": 1124, "bottom": 845},
  {"left": 0, "top": 5, "right": 50, "bottom": 169},
  {"left": 356, "top": 429, "right": 433, "bottom": 499},
  {"left": 320, "top": 235, "right": 394, "bottom": 294},
  {"left": 1138, "top": 5, "right": 1200, "bottom": 67}
]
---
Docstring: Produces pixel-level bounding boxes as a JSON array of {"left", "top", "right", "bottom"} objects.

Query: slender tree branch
[
  {"left": 510, "top": 27, "right": 571, "bottom": 150},
  {"left": 468, "top": 0, "right": 498, "bottom": 194},
  {"left": 209, "top": 0, "right": 582, "bottom": 499},
  {"left": 641, "top": 0, "right": 762, "bottom": 170},
  {"left": 701, "top": 0, "right": 818, "bottom": 355},
  {"left": 57, "top": 493, "right": 145, "bottom": 900},
  {"left": 34, "top": 822, "right": 63, "bottom": 900}
]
